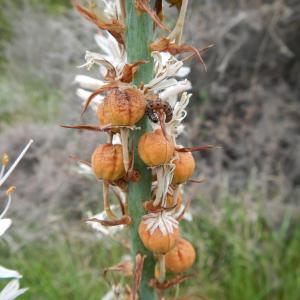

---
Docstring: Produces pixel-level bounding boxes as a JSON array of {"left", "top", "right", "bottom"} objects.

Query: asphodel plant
[{"left": 63, "top": 0, "right": 214, "bottom": 298}]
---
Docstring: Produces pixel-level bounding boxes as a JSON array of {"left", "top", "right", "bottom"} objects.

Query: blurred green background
[{"left": 0, "top": 0, "right": 299, "bottom": 299}]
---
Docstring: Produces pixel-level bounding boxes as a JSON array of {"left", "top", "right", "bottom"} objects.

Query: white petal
[
  {"left": 0, "top": 266, "right": 22, "bottom": 279},
  {"left": 0, "top": 280, "right": 28, "bottom": 300},
  {"left": 176, "top": 66, "right": 190, "bottom": 77},
  {"left": 159, "top": 80, "right": 192, "bottom": 105},
  {"left": 0, "top": 219, "right": 11, "bottom": 236},
  {"left": 74, "top": 75, "right": 103, "bottom": 91}
]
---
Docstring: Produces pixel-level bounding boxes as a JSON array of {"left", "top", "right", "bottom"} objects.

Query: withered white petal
[
  {"left": 74, "top": 75, "right": 103, "bottom": 90},
  {"left": 159, "top": 79, "right": 192, "bottom": 106}
]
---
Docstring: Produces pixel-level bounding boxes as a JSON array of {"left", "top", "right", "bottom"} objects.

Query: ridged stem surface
[{"left": 125, "top": 1, "right": 156, "bottom": 299}]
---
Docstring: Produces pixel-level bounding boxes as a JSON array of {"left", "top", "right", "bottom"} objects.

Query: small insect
[{"left": 145, "top": 99, "right": 173, "bottom": 123}]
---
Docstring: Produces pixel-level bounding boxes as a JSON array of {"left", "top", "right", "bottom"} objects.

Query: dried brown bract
[
  {"left": 165, "top": 0, "right": 182, "bottom": 10},
  {"left": 75, "top": 2, "right": 125, "bottom": 45},
  {"left": 148, "top": 273, "right": 195, "bottom": 290},
  {"left": 135, "top": 0, "right": 169, "bottom": 32},
  {"left": 150, "top": 37, "right": 208, "bottom": 71}
]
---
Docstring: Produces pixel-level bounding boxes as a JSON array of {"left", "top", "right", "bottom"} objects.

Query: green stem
[{"left": 125, "top": 1, "right": 156, "bottom": 299}]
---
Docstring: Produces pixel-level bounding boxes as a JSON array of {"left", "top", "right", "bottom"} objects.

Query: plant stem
[{"left": 125, "top": 1, "right": 156, "bottom": 299}]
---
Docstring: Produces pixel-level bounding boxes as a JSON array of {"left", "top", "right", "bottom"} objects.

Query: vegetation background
[{"left": 0, "top": 0, "right": 299, "bottom": 299}]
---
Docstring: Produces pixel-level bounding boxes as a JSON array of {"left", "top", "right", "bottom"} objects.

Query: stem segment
[{"left": 125, "top": 1, "right": 156, "bottom": 299}]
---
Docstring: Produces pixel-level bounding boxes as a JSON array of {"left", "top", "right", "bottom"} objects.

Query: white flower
[
  {"left": 75, "top": 32, "right": 126, "bottom": 106},
  {"left": 0, "top": 280, "right": 28, "bottom": 300},
  {"left": 0, "top": 266, "right": 21, "bottom": 280},
  {"left": 0, "top": 140, "right": 32, "bottom": 299}
]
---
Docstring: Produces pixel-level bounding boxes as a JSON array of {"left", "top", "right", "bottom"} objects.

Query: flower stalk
[{"left": 125, "top": 1, "right": 156, "bottom": 299}]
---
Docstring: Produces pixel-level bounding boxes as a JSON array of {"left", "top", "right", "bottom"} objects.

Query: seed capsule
[
  {"left": 138, "top": 220, "right": 179, "bottom": 254},
  {"left": 138, "top": 212, "right": 180, "bottom": 254},
  {"left": 172, "top": 151, "right": 195, "bottom": 184},
  {"left": 97, "top": 87, "right": 146, "bottom": 126},
  {"left": 138, "top": 129, "right": 175, "bottom": 166},
  {"left": 165, "top": 238, "right": 196, "bottom": 273},
  {"left": 91, "top": 144, "right": 126, "bottom": 181}
]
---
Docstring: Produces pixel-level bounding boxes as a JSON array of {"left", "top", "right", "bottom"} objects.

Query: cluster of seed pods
[
  {"left": 66, "top": 0, "right": 216, "bottom": 294},
  {"left": 87, "top": 84, "right": 203, "bottom": 282}
]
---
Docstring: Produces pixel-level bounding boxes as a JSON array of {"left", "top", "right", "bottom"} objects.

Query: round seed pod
[
  {"left": 165, "top": 238, "right": 196, "bottom": 273},
  {"left": 91, "top": 144, "right": 125, "bottom": 181},
  {"left": 138, "top": 215, "right": 179, "bottom": 254},
  {"left": 172, "top": 152, "right": 195, "bottom": 184},
  {"left": 138, "top": 129, "right": 175, "bottom": 166},
  {"left": 96, "top": 87, "right": 146, "bottom": 126}
]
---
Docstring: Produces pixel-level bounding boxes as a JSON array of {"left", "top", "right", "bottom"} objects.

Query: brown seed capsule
[
  {"left": 138, "top": 216, "right": 179, "bottom": 254},
  {"left": 91, "top": 144, "right": 126, "bottom": 181},
  {"left": 172, "top": 151, "right": 195, "bottom": 184},
  {"left": 138, "top": 129, "right": 175, "bottom": 166},
  {"left": 165, "top": 238, "right": 196, "bottom": 273},
  {"left": 97, "top": 87, "right": 146, "bottom": 126}
]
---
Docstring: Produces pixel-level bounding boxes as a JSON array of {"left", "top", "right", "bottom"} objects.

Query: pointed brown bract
[
  {"left": 60, "top": 124, "right": 113, "bottom": 132},
  {"left": 75, "top": 2, "right": 125, "bottom": 45},
  {"left": 68, "top": 155, "right": 91, "bottom": 167},
  {"left": 155, "top": 0, "right": 163, "bottom": 21},
  {"left": 150, "top": 37, "right": 208, "bottom": 71},
  {"left": 175, "top": 145, "right": 216, "bottom": 152},
  {"left": 120, "top": 60, "right": 148, "bottom": 83},
  {"left": 148, "top": 273, "right": 195, "bottom": 290},
  {"left": 103, "top": 261, "right": 133, "bottom": 277},
  {"left": 165, "top": 0, "right": 182, "bottom": 10},
  {"left": 135, "top": 0, "right": 169, "bottom": 32},
  {"left": 87, "top": 215, "right": 132, "bottom": 226},
  {"left": 81, "top": 82, "right": 119, "bottom": 116},
  {"left": 131, "top": 254, "right": 145, "bottom": 300}
]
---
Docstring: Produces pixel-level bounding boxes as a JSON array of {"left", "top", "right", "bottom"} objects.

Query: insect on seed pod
[
  {"left": 172, "top": 151, "right": 195, "bottom": 184},
  {"left": 138, "top": 212, "right": 180, "bottom": 254},
  {"left": 165, "top": 238, "right": 196, "bottom": 273},
  {"left": 96, "top": 87, "right": 146, "bottom": 126},
  {"left": 138, "top": 129, "right": 175, "bottom": 166},
  {"left": 91, "top": 144, "right": 126, "bottom": 181}
]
